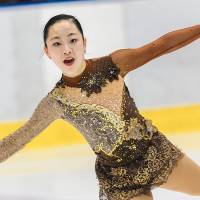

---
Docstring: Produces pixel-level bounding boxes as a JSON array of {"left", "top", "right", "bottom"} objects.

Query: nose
[{"left": 63, "top": 44, "right": 72, "bottom": 55}]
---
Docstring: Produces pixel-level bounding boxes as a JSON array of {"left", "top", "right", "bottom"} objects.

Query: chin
[{"left": 62, "top": 69, "right": 77, "bottom": 77}]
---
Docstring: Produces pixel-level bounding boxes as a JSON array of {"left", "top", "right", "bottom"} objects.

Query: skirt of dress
[{"left": 95, "top": 131, "right": 185, "bottom": 200}]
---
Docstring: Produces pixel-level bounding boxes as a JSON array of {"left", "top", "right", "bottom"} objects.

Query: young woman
[{"left": 0, "top": 14, "right": 200, "bottom": 200}]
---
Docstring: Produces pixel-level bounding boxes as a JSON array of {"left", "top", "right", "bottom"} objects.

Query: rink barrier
[{"left": 0, "top": 103, "right": 200, "bottom": 150}]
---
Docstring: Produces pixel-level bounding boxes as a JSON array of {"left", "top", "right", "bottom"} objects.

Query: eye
[
  {"left": 71, "top": 39, "right": 78, "bottom": 43},
  {"left": 52, "top": 42, "right": 60, "bottom": 47}
]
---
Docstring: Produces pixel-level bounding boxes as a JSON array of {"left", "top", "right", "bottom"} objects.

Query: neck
[
  {"left": 63, "top": 60, "right": 87, "bottom": 78},
  {"left": 61, "top": 59, "right": 89, "bottom": 87}
]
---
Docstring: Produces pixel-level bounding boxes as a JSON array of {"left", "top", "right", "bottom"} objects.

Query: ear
[{"left": 44, "top": 47, "right": 51, "bottom": 59}]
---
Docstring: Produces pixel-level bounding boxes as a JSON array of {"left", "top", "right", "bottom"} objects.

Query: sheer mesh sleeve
[
  {"left": 0, "top": 92, "right": 63, "bottom": 163},
  {"left": 110, "top": 25, "right": 200, "bottom": 77}
]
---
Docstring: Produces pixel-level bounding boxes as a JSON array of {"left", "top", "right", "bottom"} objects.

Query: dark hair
[{"left": 43, "top": 14, "right": 84, "bottom": 48}]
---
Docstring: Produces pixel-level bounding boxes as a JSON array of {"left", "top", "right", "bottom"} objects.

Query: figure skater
[{"left": 0, "top": 14, "right": 200, "bottom": 200}]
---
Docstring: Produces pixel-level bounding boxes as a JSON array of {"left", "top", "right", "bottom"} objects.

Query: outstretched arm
[
  {"left": 0, "top": 92, "right": 63, "bottom": 163},
  {"left": 110, "top": 24, "right": 200, "bottom": 77}
]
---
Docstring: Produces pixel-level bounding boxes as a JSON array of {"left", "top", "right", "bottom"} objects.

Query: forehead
[{"left": 48, "top": 20, "right": 80, "bottom": 38}]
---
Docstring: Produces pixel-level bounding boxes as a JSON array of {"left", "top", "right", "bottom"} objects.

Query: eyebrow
[{"left": 49, "top": 33, "right": 77, "bottom": 41}]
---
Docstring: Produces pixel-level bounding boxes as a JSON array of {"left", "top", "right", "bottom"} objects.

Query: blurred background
[{"left": 0, "top": 0, "right": 200, "bottom": 199}]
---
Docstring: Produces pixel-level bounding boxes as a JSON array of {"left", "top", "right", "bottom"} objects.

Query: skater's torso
[{"left": 49, "top": 55, "right": 158, "bottom": 166}]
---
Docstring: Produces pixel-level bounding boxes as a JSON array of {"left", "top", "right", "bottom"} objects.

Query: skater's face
[{"left": 44, "top": 19, "right": 87, "bottom": 77}]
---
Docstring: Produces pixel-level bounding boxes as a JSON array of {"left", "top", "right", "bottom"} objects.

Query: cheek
[
  {"left": 76, "top": 46, "right": 85, "bottom": 56},
  {"left": 49, "top": 49, "right": 62, "bottom": 60},
  {"left": 75, "top": 42, "right": 85, "bottom": 53}
]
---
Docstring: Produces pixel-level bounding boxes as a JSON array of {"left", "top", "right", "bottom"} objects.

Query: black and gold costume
[{"left": 0, "top": 55, "right": 184, "bottom": 200}]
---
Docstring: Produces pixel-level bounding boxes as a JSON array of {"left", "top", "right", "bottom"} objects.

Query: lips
[{"left": 63, "top": 58, "right": 75, "bottom": 66}]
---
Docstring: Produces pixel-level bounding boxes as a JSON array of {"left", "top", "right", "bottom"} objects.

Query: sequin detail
[
  {"left": 49, "top": 79, "right": 156, "bottom": 165},
  {"left": 95, "top": 132, "right": 184, "bottom": 200},
  {"left": 48, "top": 55, "right": 184, "bottom": 200},
  {"left": 50, "top": 88, "right": 126, "bottom": 156}
]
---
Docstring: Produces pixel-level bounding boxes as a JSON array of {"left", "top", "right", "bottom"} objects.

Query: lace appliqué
[
  {"left": 56, "top": 56, "right": 120, "bottom": 97},
  {"left": 79, "top": 65, "right": 119, "bottom": 97}
]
